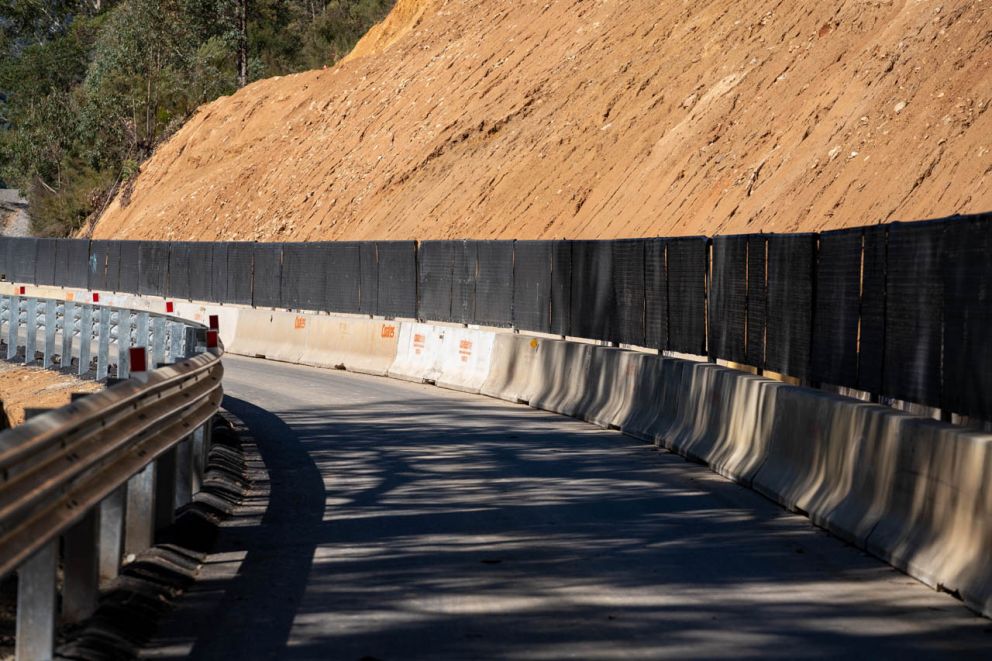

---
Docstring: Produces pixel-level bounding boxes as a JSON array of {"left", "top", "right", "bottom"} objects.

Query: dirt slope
[{"left": 92, "top": 0, "right": 992, "bottom": 241}]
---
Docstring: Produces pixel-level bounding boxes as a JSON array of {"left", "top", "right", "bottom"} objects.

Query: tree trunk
[{"left": 236, "top": 0, "right": 248, "bottom": 88}]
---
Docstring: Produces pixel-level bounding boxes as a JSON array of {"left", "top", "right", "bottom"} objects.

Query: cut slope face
[{"left": 92, "top": 0, "right": 992, "bottom": 241}]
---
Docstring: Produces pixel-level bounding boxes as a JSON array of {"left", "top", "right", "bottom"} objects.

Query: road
[{"left": 143, "top": 355, "right": 990, "bottom": 660}]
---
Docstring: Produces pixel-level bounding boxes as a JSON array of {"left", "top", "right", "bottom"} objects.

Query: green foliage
[{"left": 0, "top": 0, "right": 395, "bottom": 236}]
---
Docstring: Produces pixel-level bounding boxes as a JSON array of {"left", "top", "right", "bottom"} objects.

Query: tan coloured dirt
[
  {"left": 0, "top": 362, "right": 100, "bottom": 427},
  {"left": 91, "top": 0, "right": 992, "bottom": 241}
]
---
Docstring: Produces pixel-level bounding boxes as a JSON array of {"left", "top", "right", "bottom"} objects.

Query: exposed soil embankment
[
  {"left": 92, "top": 0, "right": 992, "bottom": 241},
  {"left": 0, "top": 363, "right": 100, "bottom": 427}
]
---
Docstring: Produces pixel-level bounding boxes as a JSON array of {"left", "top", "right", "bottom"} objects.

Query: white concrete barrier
[
  {"left": 387, "top": 322, "right": 445, "bottom": 383},
  {"left": 435, "top": 327, "right": 497, "bottom": 394},
  {"left": 301, "top": 316, "right": 399, "bottom": 376},
  {"left": 480, "top": 333, "right": 543, "bottom": 403}
]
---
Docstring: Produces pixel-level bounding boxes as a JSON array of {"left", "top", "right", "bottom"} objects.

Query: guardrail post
[
  {"left": 16, "top": 407, "right": 57, "bottom": 661},
  {"left": 61, "top": 300, "right": 75, "bottom": 369},
  {"left": 97, "top": 306, "right": 110, "bottom": 380},
  {"left": 62, "top": 509, "right": 100, "bottom": 623},
  {"left": 79, "top": 304, "right": 93, "bottom": 377},
  {"left": 154, "top": 450, "right": 178, "bottom": 533},
  {"left": 98, "top": 486, "right": 126, "bottom": 584},
  {"left": 6, "top": 296, "right": 17, "bottom": 360},
  {"left": 43, "top": 299, "right": 56, "bottom": 369},
  {"left": 124, "top": 463, "right": 155, "bottom": 557},
  {"left": 117, "top": 311, "right": 133, "bottom": 379},
  {"left": 152, "top": 315, "right": 166, "bottom": 367},
  {"left": 24, "top": 297, "right": 37, "bottom": 364},
  {"left": 191, "top": 423, "right": 207, "bottom": 493},
  {"left": 174, "top": 439, "right": 193, "bottom": 509},
  {"left": 0, "top": 296, "right": 8, "bottom": 345},
  {"left": 15, "top": 542, "right": 57, "bottom": 661},
  {"left": 169, "top": 321, "right": 184, "bottom": 363}
]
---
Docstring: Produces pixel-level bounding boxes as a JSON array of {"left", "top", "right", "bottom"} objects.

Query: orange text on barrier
[
  {"left": 294, "top": 316, "right": 307, "bottom": 330},
  {"left": 381, "top": 325, "right": 396, "bottom": 339}
]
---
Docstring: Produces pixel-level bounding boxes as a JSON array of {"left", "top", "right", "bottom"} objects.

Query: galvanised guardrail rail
[{"left": 0, "top": 294, "right": 224, "bottom": 660}]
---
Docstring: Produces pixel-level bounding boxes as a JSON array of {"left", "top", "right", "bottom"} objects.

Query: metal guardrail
[{"left": 0, "top": 295, "right": 224, "bottom": 660}]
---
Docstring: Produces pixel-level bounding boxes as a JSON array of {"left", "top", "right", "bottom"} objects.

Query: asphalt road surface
[{"left": 142, "top": 355, "right": 991, "bottom": 660}]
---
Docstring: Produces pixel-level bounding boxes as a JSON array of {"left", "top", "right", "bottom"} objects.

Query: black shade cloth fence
[{"left": 2, "top": 212, "right": 991, "bottom": 417}]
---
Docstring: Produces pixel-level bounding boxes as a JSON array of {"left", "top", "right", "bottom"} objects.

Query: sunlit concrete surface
[{"left": 142, "top": 355, "right": 991, "bottom": 660}]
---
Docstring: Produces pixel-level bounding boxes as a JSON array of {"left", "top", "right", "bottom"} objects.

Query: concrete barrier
[
  {"left": 526, "top": 340, "right": 595, "bottom": 418},
  {"left": 863, "top": 419, "right": 992, "bottom": 618},
  {"left": 574, "top": 349, "right": 648, "bottom": 429},
  {"left": 173, "top": 302, "right": 241, "bottom": 348},
  {"left": 435, "top": 327, "right": 497, "bottom": 394},
  {"left": 227, "top": 309, "right": 308, "bottom": 363},
  {"left": 480, "top": 334, "right": 543, "bottom": 403},
  {"left": 387, "top": 322, "right": 445, "bottom": 383},
  {"left": 671, "top": 367, "right": 785, "bottom": 484},
  {"left": 301, "top": 316, "right": 399, "bottom": 376}
]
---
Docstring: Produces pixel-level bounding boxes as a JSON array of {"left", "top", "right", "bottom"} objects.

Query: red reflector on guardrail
[
  {"left": 206, "top": 329, "right": 219, "bottom": 348},
  {"left": 166, "top": 301, "right": 175, "bottom": 313},
  {"left": 92, "top": 292, "right": 100, "bottom": 303},
  {"left": 18, "top": 286, "right": 25, "bottom": 295},
  {"left": 208, "top": 314, "right": 219, "bottom": 330},
  {"left": 129, "top": 347, "right": 147, "bottom": 373}
]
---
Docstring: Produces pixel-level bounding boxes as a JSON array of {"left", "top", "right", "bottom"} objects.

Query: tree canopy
[{"left": 0, "top": 0, "right": 393, "bottom": 235}]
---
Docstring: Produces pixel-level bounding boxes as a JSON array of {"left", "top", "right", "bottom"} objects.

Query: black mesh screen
[
  {"left": 377, "top": 241, "right": 417, "bottom": 318},
  {"left": 746, "top": 235, "right": 767, "bottom": 368},
  {"left": 667, "top": 237, "right": 707, "bottom": 355},
  {"left": 359, "top": 242, "right": 378, "bottom": 315},
  {"left": 226, "top": 242, "right": 254, "bottom": 305},
  {"left": 35, "top": 238, "right": 57, "bottom": 285},
  {"left": 550, "top": 241, "right": 572, "bottom": 336},
  {"left": 281, "top": 243, "right": 327, "bottom": 311},
  {"left": 882, "top": 221, "right": 944, "bottom": 406},
  {"left": 104, "top": 241, "right": 122, "bottom": 292},
  {"left": 708, "top": 235, "right": 747, "bottom": 363},
  {"left": 941, "top": 214, "right": 992, "bottom": 418},
  {"left": 187, "top": 243, "right": 213, "bottom": 302},
  {"left": 417, "top": 241, "right": 454, "bottom": 322},
  {"left": 88, "top": 241, "right": 111, "bottom": 291},
  {"left": 54, "top": 239, "right": 70, "bottom": 286},
  {"left": 209, "top": 243, "right": 229, "bottom": 303},
  {"left": 612, "top": 239, "right": 646, "bottom": 346},
  {"left": 811, "top": 228, "right": 862, "bottom": 387},
  {"left": 138, "top": 241, "right": 170, "bottom": 296},
  {"left": 168, "top": 243, "right": 191, "bottom": 300},
  {"left": 765, "top": 234, "right": 816, "bottom": 379},
  {"left": 451, "top": 241, "right": 478, "bottom": 324},
  {"left": 644, "top": 239, "right": 668, "bottom": 350},
  {"left": 118, "top": 241, "right": 140, "bottom": 294},
  {"left": 66, "top": 240, "right": 89, "bottom": 289},
  {"left": 858, "top": 225, "right": 887, "bottom": 392},
  {"left": 570, "top": 240, "right": 615, "bottom": 342},
  {"left": 475, "top": 241, "right": 513, "bottom": 327},
  {"left": 512, "top": 241, "right": 552, "bottom": 333},
  {"left": 325, "top": 242, "right": 361, "bottom": 313},
  {"left": 0, "top": 238, "right": 10, "bottom": 281},
  {"left": 252, "top": 243, "right": 282, "bottom": 308}
]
